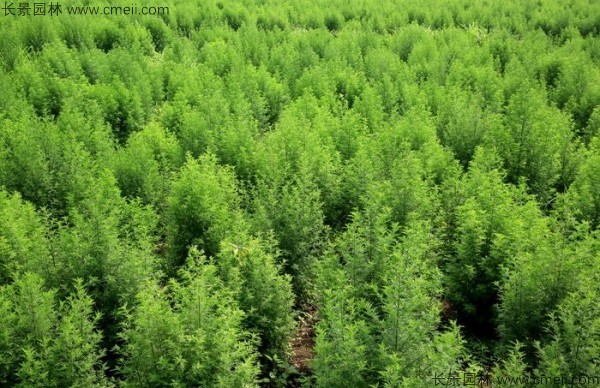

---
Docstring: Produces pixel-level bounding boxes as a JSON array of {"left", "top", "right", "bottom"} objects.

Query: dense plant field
[{"left": 1, "top": 0, "right": 600, "bottom": 386}]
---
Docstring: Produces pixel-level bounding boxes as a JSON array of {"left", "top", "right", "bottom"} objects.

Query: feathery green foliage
[{"left": 0, "top": 0, "right": 599, "bottom": 385}]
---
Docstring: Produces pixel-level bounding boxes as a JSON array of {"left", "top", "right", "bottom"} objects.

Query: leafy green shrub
[
  {"left": 0, "top": 191, "right": 51, "bottom": 285},
  {"left": 93, "top": 19, "right": 121, "bottom": 52},
  {"left": 561, "top": 139, "right": 600, "bottom": 228},
  {"left": 119, "top": 248, "right": 259, "bottom": 387},
  {"left": 59, "top": 16, "right": 94, "bottom": 50},
  {"left": 142, "top": 17, "right": 171, "bottom": 52},
  {"left": 250, "top": 161, "right": 327, "bottom": 300},
  {"left": 166, "top": 153, "right": 242, "bottom": 269},
  {"left": 217, "top": 233, "right": 295, "bottom": 359},
  {"left": 535, "top": 266, "right": 600, "bottom": 382},
  {"left": 51, "top": 170, "right": 159, "bottom": 315},
  {"left": 112, "top": 122, "right": 182, "bottom": 207},
  {"left": 0, "top": 274, "right": 109, "bottom": 386}
]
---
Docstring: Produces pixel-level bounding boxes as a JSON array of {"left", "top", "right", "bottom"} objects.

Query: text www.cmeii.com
[{"left": 1, "top": 3, "right": 169, "bottom": 16}]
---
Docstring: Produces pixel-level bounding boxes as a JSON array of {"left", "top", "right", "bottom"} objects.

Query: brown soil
[
  {"left": 441, "top": 298, "right": 457, "bottom": 321},
  {"left": 290, "top": 305, "right": 317, "bottom": 374}
]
